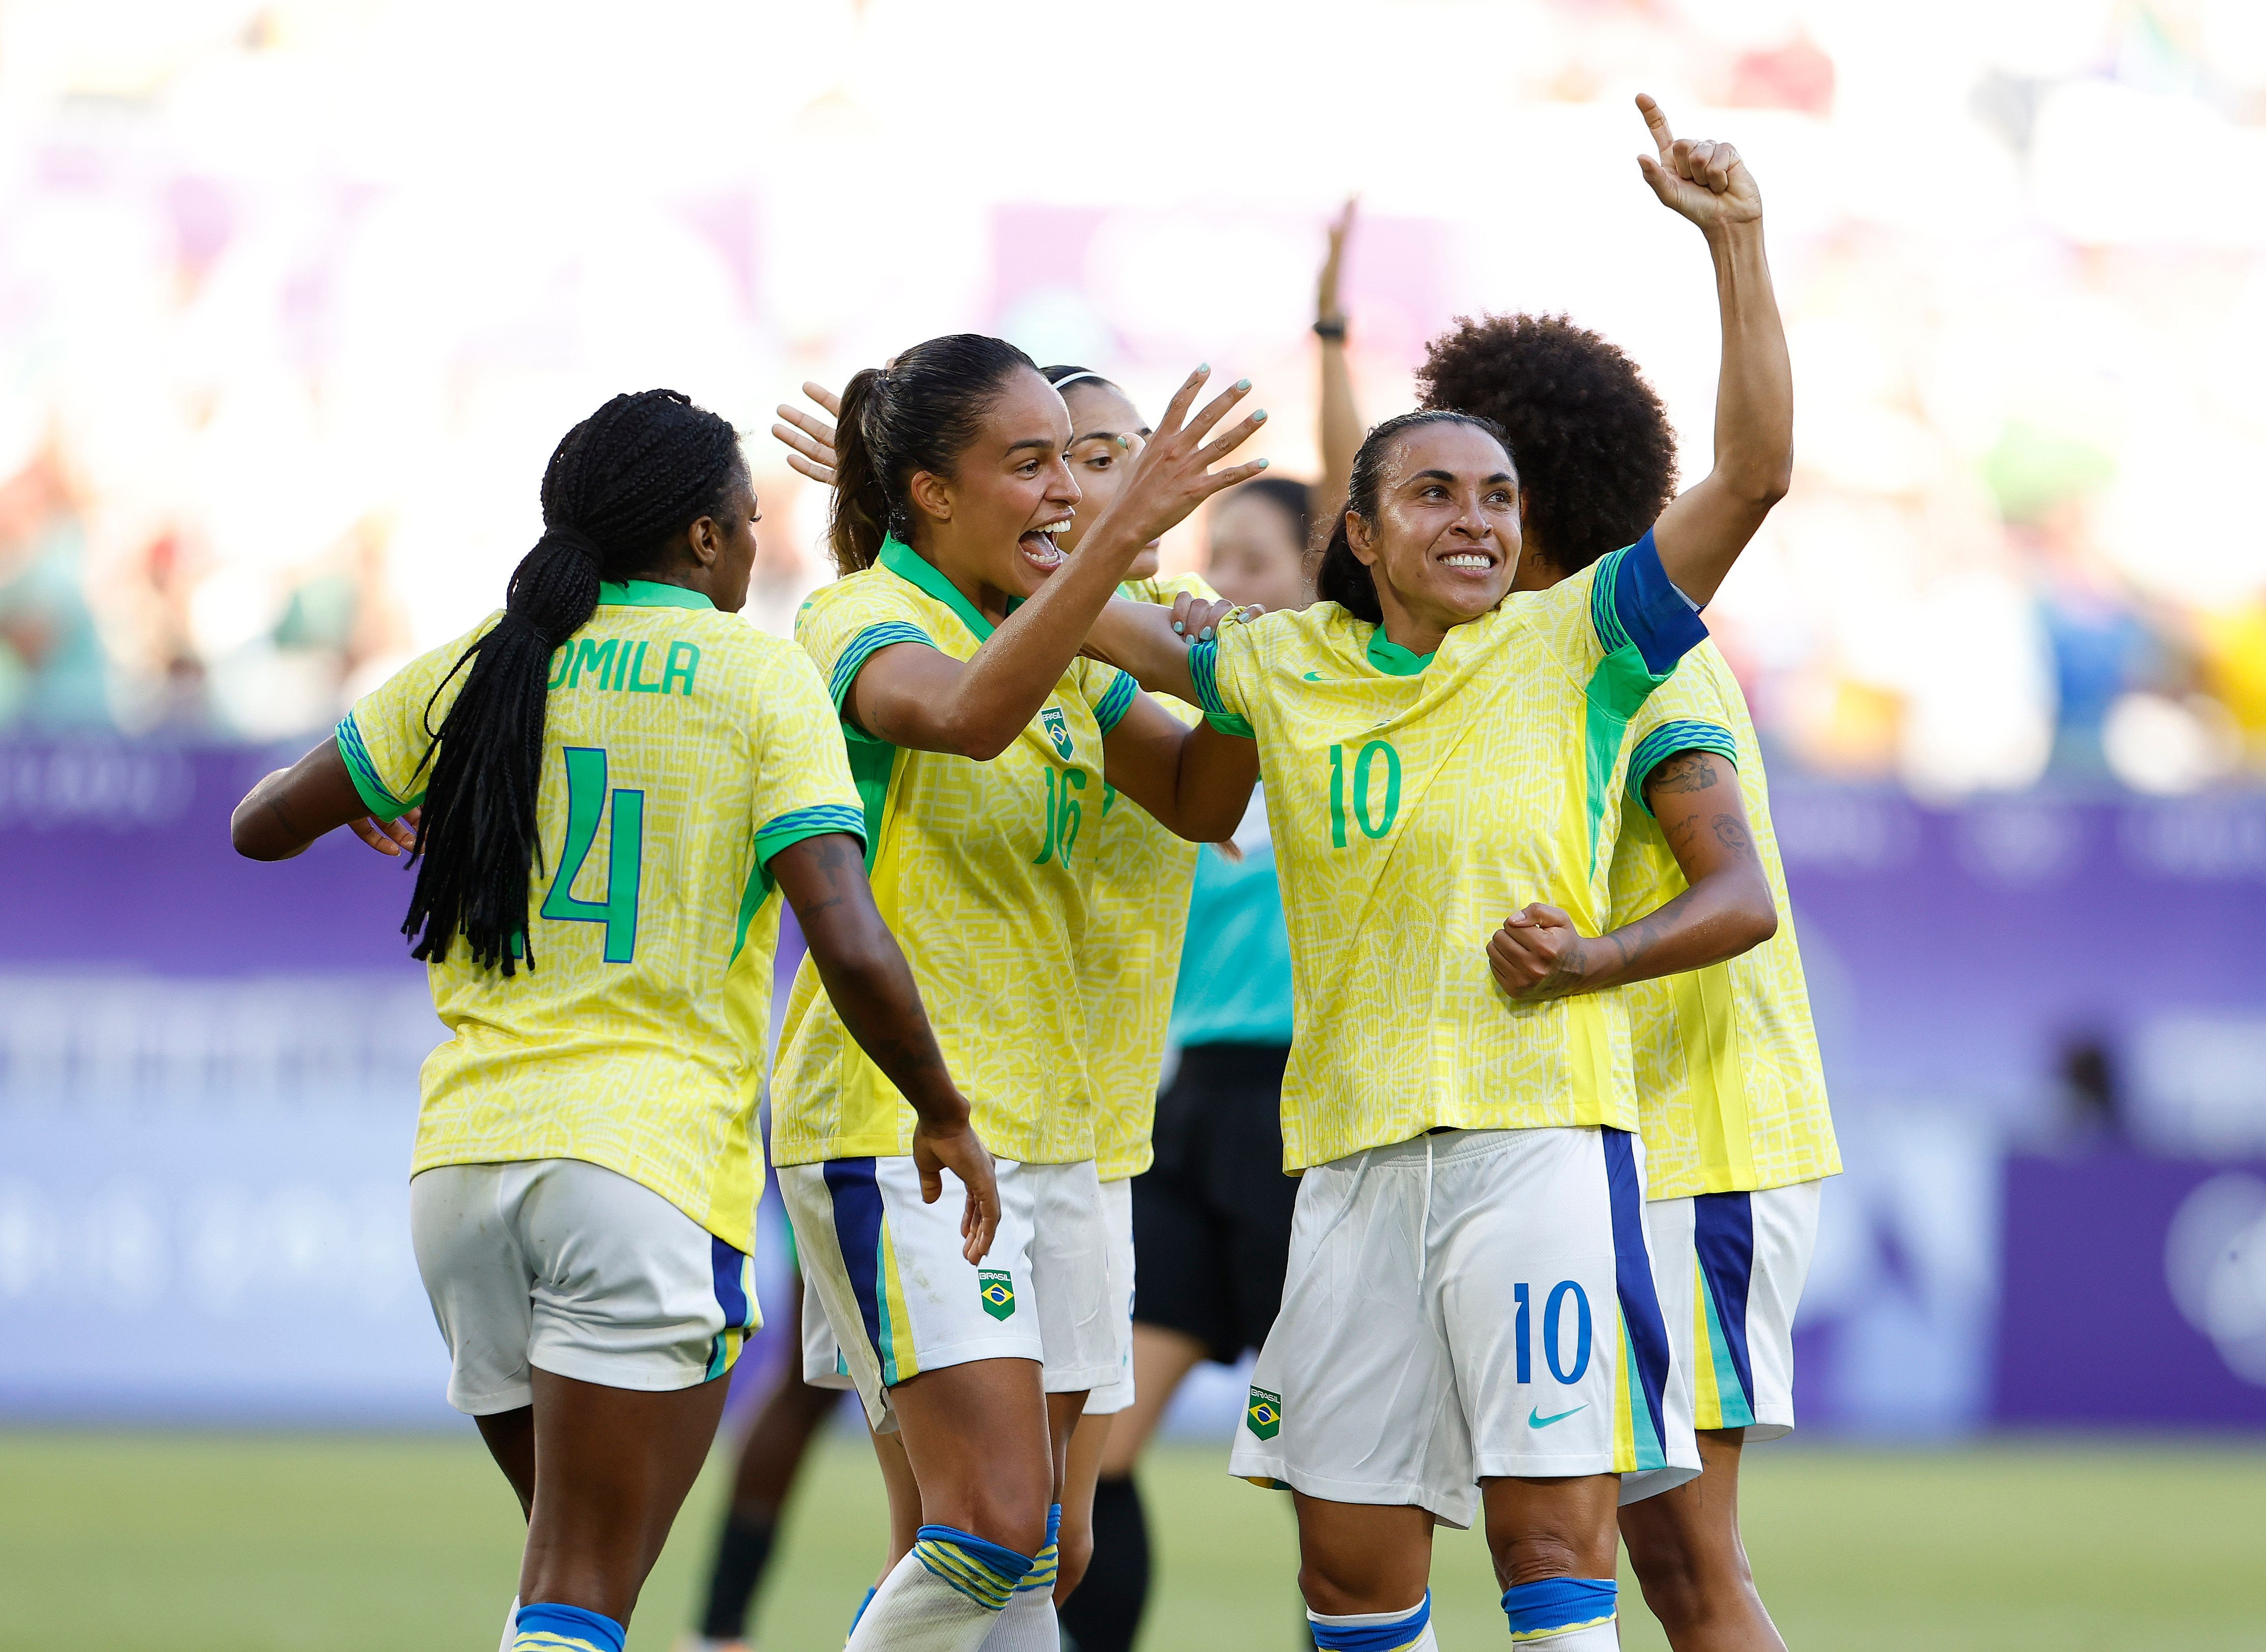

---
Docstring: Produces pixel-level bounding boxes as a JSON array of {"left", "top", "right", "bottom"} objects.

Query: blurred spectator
[{"left": 0, "top": 439, "right": 109, "bottom": 732}]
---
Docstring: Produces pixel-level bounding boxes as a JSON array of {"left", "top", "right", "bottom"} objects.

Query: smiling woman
[{"left": 763, "top": 335, "right": 1269, "bottom": 1652}]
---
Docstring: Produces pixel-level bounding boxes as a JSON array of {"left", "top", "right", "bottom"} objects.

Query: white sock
[
  {"left": 496, "top": 1595, "right": 519, "bottom": 1652},
  {"left": 844, "top": 1529, "right": 1032, "bottom": 1652},
  {"left": 976, "top": 1584, "right": 1060, "bottom": 1651},
  {"left": 1307, "top": 1594, "right": 1439, "bottom": 1651}
]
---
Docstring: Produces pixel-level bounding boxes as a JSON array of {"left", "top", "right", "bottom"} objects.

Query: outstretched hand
[
  {"left": 771, "top": 382, "right": 842, "bottom": 487},
  {"left": 1083, "top": 366, "right": 1271, "bottom": 554},
  {"left": 1635, "top": 93, "right": 1761, "bottom": 231}
]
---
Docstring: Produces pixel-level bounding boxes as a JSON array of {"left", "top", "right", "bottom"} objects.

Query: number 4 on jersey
[{"left": 541, "top": 746, "right": 643, "bottom": 962}]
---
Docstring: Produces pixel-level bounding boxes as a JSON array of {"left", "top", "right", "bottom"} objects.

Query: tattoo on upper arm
[
  {"left": 1710, "top": 814, "right": 1756, "bottom": 858},
  {"left": 1648, "top": 751, "right": 1719, "bottom": 797},
  {"left": 261, "top": 788, "right": 298, "bottom": 837}
]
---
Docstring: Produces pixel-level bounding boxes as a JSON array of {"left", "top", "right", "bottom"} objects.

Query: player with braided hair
[{"left": 232, "top": 388, "right": 995, "bottom": 1652}]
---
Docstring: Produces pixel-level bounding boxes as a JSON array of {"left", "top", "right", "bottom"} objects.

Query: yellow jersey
[
  {"left": 1186, "top": 535, "right": 1707, "bottom": 1170},
  {"left": 335, "top": 580, "right": 865, "bottom": 1251},
  {"left": 1084, "top": 572, "right": 1213, "bottom": 1181},
  {"left": 770, "top": 537, "right": 1138, "bottom": 1167},
  {"left": 1608, "top": 639, "right": 1841, "bottom": 1198}
]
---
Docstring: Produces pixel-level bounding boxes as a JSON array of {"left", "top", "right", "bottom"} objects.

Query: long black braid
[{"left": 401, "top": 388, "right": 743, "bottom": 974}]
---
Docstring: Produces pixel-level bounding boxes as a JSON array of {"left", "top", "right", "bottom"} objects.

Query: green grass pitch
[{"left": 2, "top": 1429, "right": 2260, "bottom": 1649}]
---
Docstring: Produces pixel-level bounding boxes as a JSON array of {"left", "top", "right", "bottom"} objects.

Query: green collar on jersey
[
  {"left": 1365, "top": 629, "right": 1435, "bottom": 676},
  {"left": 597, "top": 579, "right": 715, "bottom": 611},
  {"left": 879, "top": 535, "right": 996, "bottom": 640}
]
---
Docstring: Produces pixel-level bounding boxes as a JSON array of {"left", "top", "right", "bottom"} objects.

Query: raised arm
[
  {"left": 1486, "top": 748, "right": 1776, "bottom": 1000},
  {"left": 1637, "top": 93, "right": 1793, "bottom": 608},
  {"left": 1316, "top": 197, "right": 1362, "bottom": 530},
  {"left": 770, "top": 832, "right": 999, "bottom": 1261},
  {"left": 786, "top": 369, "right": 1268, "bottom": 762}
]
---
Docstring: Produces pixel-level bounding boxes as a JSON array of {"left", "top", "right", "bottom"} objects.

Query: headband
[{"left": 1047, "top": 371, "right": 1110, "bottom": 394}]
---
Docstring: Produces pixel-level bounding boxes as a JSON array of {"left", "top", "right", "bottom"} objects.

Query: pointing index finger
[{"left": 1636, "top": 91, "right": 1674, "bottom": 160}]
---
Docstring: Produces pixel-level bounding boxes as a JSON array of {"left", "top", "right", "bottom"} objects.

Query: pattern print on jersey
[
  {"left": 1082, "top": 571, "right": 1213, "bottom": 1181},
  {"left": 1610, "top": 639, "right": 1840, "bottom": 1198},
  {"left": 340, "top": 582, "right": 863, "bottom": 1250},
  {"left": 771, "top": 537, "right": 1137, "bottom": 1167},
  {"left": 1186, "top": 535, "right": 1706, "bottom": 1169}
]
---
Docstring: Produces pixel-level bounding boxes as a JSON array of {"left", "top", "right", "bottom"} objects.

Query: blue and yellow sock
[
  {"left": 911, "top": 1523, "right": 1035, "bottom": 1611},
  {"left": 511, "top": 1601, "right": 625, "bottom": 1652},
  {"left": 1502, "top": 1577, "right": 1616, "bottom": 1645},
  {"left": 1306, "top": 1589, "right": 1434, "bottom": 1651},
  {"left": 1013, "top": 1503, "right": 1062, "bottom": 1596}
]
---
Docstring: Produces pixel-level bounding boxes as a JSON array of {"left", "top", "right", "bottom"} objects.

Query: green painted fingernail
[
  {"left": 1198, "top": 362, "right": 1210, "bottom": 373},
  {"left": 1235, "top": 378, "right": 1251, "bottom": 391},
  {"left": 1252, "top": 409, "right": 1268, "bottom": 422},
  {"left": 1257, "top": 457, "right": 1270, "bottom": 468}
]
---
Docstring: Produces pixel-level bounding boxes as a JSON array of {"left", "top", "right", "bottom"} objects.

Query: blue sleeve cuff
[
  {"left": 828, "top": 622, "right": 934, "bottom": 711},
  {"left": 1185, "top": 638, "right": 1255, "bottom": 739},
  {"left": 1093, "top": 668, "right": 1138, "bottom": 736},
  {"left": 1593, "top": 529, "right": 1708, "bottom": 676},
  {"left": 1627, "top": 720, "right": 1740, "bottom": 815},
  {"left": 754, "top": 802, "right": 870, "bottom": 864}
]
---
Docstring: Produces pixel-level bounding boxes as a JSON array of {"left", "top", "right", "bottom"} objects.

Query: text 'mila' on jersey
[
  {"left": 1184, "top": 533, "right": 1707, "bottom": 1170},
  {"left": 770, "top": 537, "right": 1139, "bottom": 1168},
  {"left": 1083, "top": 571, "right": 1213, "bottom": 1181},
  {"left": 1610, "top": 639, "right": 1841, "bottom": 1198},
  {"left": 335, "top": 581, "right": 866, "bottom": 1252}
]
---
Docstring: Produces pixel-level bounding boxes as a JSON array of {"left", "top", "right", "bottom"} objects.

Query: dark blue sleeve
[{"left": 1604, "top": 529, "right": 1709, "bottom": 676}]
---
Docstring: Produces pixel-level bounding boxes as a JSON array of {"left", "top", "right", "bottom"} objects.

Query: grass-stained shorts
[
  {"left": 409, "top": 1158, "right": 757, "bottom": 1415},
  {"left": 1228, "top": 1126, "right": 1697, "bottom": 1527},
  {"left": 780, "top": 1155, "right": 1115, "bottom": 1432}
]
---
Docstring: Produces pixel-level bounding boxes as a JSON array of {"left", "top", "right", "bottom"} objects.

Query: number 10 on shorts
[{"left": 1514, "top": 1280, "right": 1593, "bottom": 1385}]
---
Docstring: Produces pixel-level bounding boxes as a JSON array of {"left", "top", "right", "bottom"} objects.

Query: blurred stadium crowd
[{"left": 0, "top": 0, "right": 2263, "bottom": 799}]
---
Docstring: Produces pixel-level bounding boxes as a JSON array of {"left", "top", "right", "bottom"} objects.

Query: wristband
[{"left": 1312, "top": 317, "right": 1348, "bottom": 343}]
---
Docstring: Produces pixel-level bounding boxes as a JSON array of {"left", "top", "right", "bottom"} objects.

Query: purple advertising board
[
  {"left": 3, "top": 740, "right": 2265, "bottom": 1429},
  {"left": 1992, "top": 1153, "right": 2266, "bottom": 1427}
]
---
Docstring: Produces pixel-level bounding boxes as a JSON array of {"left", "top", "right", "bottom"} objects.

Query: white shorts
[
  {"left": 409, "top": 1158, "right": 758, "bottom": 1415},
  {"left": 1086, "top": 1175, "right": 1138, "bottom": 1415},
  {"left": 802, "top": 1275, "right": 855, "bottom": 1390},
  {"left": 1228, "top": 1127, "right": 1696, "bottom": 1528},
  {"left": 1621, "top": 1179, "right": 1824, "bottom": 1501},
  {"left": 779, "top": 1155, "right": 1115, "bottom": 1432}
]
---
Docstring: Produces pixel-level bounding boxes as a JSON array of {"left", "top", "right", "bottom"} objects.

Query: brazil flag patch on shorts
[
  {"left": 1246, "top": 1386, "right": 1282, "bottom": 1440},
  {"left": 978, "top": 1270, "right": 1016, "bottom": 1321}
]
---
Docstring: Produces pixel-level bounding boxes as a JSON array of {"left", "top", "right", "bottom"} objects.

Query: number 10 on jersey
[{"left": 1327, "top": 738, "right": 1401, "bottom": 847}]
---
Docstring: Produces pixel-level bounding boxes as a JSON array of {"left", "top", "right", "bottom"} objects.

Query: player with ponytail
[
  {"left": 765, "top": 337, "right": 1265, "bottom": 1652},
  {"left": 232, "top": 388, "right": 993, "bottom": 1652}
]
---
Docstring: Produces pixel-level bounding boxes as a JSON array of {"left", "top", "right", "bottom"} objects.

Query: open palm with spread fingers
[
  {"left": 1635, "top": 92, "right": 1760, "bottom": 230},
  {"left": 1083, "top": 365, "right": 1270, "bottom": 552},
  {"left": 771, "top": 381, "right": 842, "bottom": 486}
]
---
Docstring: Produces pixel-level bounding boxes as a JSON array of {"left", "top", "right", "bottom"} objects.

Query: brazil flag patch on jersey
[
  {"left": 978, "top": 1270, "right": 1016, "bottom": 1321},
  {"left": 1247, "top": 1386, "right": 1283, "bottom": 1440}
]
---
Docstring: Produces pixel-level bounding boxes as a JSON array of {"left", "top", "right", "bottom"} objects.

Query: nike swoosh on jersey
[
  {"left": 1528, "top": 1405, "right": 1588, "bottom": 1429},
  {"left": 1302, "top": 670, "right": 1327, "bottom": 681}
]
